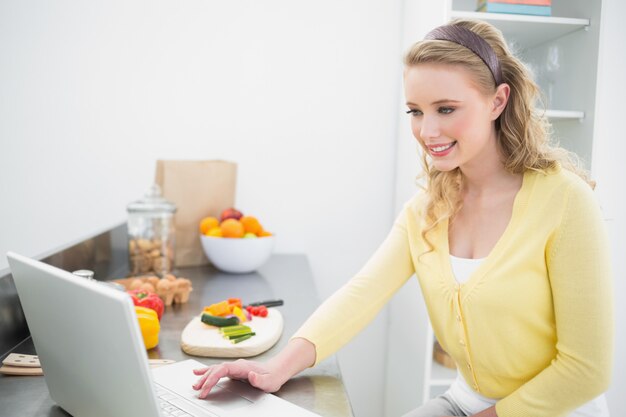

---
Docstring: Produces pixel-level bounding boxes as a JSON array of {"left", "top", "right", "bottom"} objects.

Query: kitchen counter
[{"left": 0, "top": 254, "right": 353, "bottom": 417}]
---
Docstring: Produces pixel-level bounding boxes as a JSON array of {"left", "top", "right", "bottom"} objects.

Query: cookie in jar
[{"left": 127, "top": 184, "right": 176, "bottom": 277}]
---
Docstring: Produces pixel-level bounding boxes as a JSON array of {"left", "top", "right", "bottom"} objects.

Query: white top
[
  {"left": 446, "top": 254, "right": 610, "bottom": 417},
  {"left": 449, "top": 254, "right": 484, "bottom": 284}
]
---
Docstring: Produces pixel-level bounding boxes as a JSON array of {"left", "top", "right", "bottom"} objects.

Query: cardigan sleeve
[
  {"left": 291, "top": 202, "right": 416, "bottom": 365},
  {"left": 496, "top": 180, "right": 614, "bottom": 417}
]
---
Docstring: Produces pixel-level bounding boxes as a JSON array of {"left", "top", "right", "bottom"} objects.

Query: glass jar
[
  {"left": 127, "top": 184, "right": 176, "bottom": 277},
  {"left": 72, "top": 269, "right": 125, "bottom": 291}
]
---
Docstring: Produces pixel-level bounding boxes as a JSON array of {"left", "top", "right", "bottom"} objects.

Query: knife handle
[{"left": 246, "top": 299, "right": 284, "bottom": 308}]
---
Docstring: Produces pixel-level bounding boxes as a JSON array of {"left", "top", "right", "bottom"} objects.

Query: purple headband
[{"left": 424, "top": 25, "right": 503, "bottom": 86}]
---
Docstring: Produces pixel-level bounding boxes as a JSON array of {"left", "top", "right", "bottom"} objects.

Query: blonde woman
[{"left": 192, "top": 19, "right": 613, "bottom": 417}]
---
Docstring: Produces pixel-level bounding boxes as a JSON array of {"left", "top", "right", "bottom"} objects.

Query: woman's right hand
[
  {"left": 192, "top": 359, "right": 288, "bottom": 398},
  {"left": 191, "top": 337, "right": 316, "bottom": 399}
]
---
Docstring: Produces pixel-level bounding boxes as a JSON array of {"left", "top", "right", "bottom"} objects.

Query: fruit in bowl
[
  {"left": 220, "top": 208, "right": 243, "bottom": 222},
  {"left": 199, "top": 209, "right": 274, "bottom": 274}
]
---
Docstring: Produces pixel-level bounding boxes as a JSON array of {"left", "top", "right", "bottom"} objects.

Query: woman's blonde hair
[{"left": 404, "top": 18, "right": 592, "bottom": 249}]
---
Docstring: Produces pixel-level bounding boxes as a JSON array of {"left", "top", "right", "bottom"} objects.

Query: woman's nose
[{"left": 419, "top": 115, "right": 440, "bottom": 140}]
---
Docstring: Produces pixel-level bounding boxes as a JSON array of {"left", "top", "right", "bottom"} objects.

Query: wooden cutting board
[
  {"left": 0, "top": 354, "right": 175, "bottom": 376},
  {"left": 180, "top": 309, "right": 283, "bottom": 358}
]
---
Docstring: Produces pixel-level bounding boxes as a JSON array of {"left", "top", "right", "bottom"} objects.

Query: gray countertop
[{"left": 0, "top": 254, "right": 353, "bottom": 417}]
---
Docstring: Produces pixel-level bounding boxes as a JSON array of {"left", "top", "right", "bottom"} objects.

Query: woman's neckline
[
  {"left": 441, "top": 169, "right": 535, "bottom": 292},
  {"left": 449, "top": 254, "right": 486, "bottom": 262}
]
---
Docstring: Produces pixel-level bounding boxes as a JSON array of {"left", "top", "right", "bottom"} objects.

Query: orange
[
  {"left": 240, "top": 216, "right": 262, "bottom": 235},
  {"left": 258, "top": 229, "right": 272, "bottom": 237},
  {"left": 199, "top": 217, "right": 219, "bottom": 235},
  {"left": 220, "top": 219, "right": 245, "bottom": 238},
  {"left": 207, "top": 227, "right": 222, "bottom": 237}
]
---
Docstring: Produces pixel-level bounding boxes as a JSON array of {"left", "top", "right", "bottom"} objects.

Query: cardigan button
[
  {"left": 459, "top": 339, "right": 466, "bottom": 346},
  {"left": 456, "top": 315, "right": 462, "bottom": 322}
]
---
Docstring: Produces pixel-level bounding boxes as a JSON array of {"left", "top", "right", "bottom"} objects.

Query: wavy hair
[{"left": 404, "top": 18, "right": 592, "bottom": 250}]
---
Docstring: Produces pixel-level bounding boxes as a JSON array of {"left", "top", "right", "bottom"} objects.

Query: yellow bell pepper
[
  {"left": 134, "top": 306, "right": 160, "bottom": 350},
  {"left": 203, "top": 300, "right": 231, "bottom": 317},
  {"left": 232, "top": 306, "right": 247, "bottom": 323}
]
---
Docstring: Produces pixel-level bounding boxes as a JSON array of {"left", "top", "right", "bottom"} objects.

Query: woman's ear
[{"left": 491, "top": 83, "right": 510, "bottom": 120}]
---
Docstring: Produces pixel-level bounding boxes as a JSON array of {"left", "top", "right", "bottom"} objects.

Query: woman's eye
[
  {"left": 405, "top": 109, "right": 423, "bottom": 116},
  {"left": 439, "top": 107, "right": 454, "bottom": 114}
]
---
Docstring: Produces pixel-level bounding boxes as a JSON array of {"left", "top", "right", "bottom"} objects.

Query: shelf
[
  {"left": 450, "top": 11, "right": 590, "bottom": 49},
  {"left": 545, "top": 109, "right": 585, "bottom": 120},
  {"left": 429, "top": 360, "right": 457, "bottom": 386}
]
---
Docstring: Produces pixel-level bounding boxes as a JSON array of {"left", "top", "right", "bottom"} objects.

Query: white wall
[{"left": 0, "top": 2, "right": 403, "bottom": 417}]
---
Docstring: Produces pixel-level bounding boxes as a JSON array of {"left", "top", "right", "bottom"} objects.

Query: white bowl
[{"left": 200, "top": 235, "right": 275, "bottom": 274}]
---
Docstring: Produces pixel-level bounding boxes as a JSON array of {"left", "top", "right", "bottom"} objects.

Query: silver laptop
[{"left": 7, "top": 252, "right": 321, "bottom": 417}]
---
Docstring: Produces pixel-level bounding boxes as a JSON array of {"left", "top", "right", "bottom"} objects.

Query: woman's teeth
[{"left": 431, "top": 142, "right": 455, "bottom": 152}]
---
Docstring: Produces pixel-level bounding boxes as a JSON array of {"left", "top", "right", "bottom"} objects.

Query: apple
[{"left": 220, "top": 207, "right": 243, "bottom": 222}]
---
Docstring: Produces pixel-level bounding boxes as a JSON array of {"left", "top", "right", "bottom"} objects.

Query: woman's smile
[{"left": 427, "top": 141, "right": 457, "bottom": 157}]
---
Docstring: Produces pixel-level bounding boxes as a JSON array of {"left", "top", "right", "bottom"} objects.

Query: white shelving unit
[
  {"left": 544, "top": 109, "right": 585, "bottom": 121},
  {"left": 450, "top": 10, "right": 589, "bottom": 49}
]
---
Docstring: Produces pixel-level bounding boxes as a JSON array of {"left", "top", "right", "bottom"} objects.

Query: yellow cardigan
[{"left": 293, "top": 167, "right": 613, "bottom": 417}]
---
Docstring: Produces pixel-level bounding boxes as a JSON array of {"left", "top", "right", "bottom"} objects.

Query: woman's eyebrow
[
  {"left": 431, "top": 99, "right": 461, "bottom": 105},
  {"left": 405, "top": 99, "right": 461, "bottom": 106}
]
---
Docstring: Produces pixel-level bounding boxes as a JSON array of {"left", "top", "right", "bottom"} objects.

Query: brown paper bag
[{"left": 155, "top": 160, "right": 237, "bottom": 267}]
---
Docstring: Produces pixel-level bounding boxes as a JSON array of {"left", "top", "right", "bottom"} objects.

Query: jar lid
[
  {"left": 73, "top": 270, "right": 95, "bottom": 280},
  {"left": 127, "top": 184, "right": 176, "bottom": 214}
]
